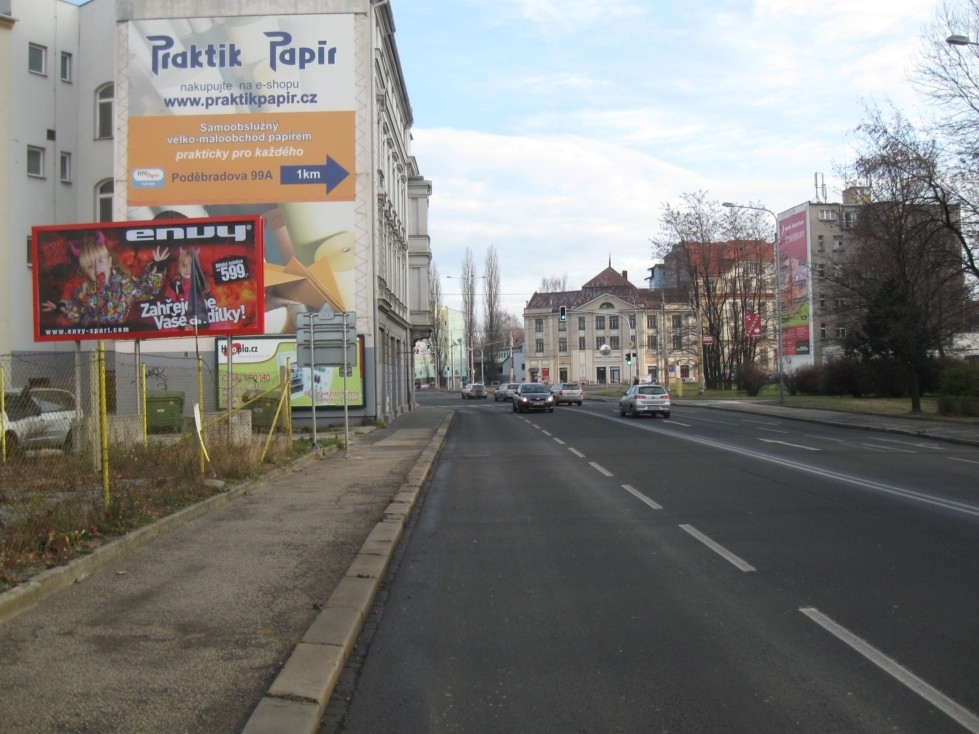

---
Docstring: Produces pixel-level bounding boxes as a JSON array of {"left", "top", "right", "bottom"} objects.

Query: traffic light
[
  {"left": 625, "top": 352, "right": 632, "bottom": 365},
  {"left": 559, "top": 305, "right": 567, "bottom": 321}
]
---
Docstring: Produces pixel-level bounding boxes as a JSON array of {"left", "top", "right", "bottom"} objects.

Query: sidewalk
[{"left": 0, "top": 405, "right": 454, "bottom": 734}]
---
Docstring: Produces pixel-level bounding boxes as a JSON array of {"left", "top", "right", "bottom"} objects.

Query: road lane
[{"left": 322, "top": 399, "right": 979, "bottom": 733}]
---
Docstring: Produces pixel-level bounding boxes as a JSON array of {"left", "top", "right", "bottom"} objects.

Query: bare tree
[
  {"left": 429, "top": 262, "right": 445, "bottom": 387},
  {"left": 830, "top": 108, "right": 973, "bottom": 412},
  {"left": 483, "top": 245, "right": 502, "bottom": 347},
  {"left": 655, "top": 191, "right": 775, "bottom": 389},
  {"left": 461, "top": 248, "right": 477, "bottom": 381},
  {"left": 538, "top": 275, "right": 568, "bottom": 292}
]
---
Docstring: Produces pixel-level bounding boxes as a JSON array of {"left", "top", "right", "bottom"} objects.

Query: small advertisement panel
[
  {"left": 777, "top": 207, "right": 814, "bottom": 369},
  {"left": 215, "top": 335, "right": 364, "bottom": 410},
  {"left": 33, "top": 216, "right": 265, "bottom": 342}
]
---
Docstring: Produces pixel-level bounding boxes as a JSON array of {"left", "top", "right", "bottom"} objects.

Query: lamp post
[
  {"left": 946, "top": 34, "right": 979, "bottom": 46},
  {"left": 722, "top": 201, "right": 784, "bottom": 404},
  {"left": 445, "top": 273, "right": 488, "bottom": 384}
]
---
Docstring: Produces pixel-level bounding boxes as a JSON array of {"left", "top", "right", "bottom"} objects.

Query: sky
[
  {"left": 64, "top": 0, "right": 953, "bottom": 318},
  {"left": 390, "top": 0, "right": 953, "bottom": 317}
]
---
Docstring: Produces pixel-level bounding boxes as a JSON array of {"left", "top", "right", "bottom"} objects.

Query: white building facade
[{"left": 1, "top": 0, "right": 430, "bottom": 422}]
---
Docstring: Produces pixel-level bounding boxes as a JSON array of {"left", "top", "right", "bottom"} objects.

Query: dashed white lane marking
[
  {"left": 568, "top": 447, "right": 586, "bottom": 458},
  {"left": 801, "top": 607, "right": 979, "bottom": 733},
  {"left": 622, "top": 484, "right": 662, "bottom": 510},
  {"left": 589, "top": 461, "right": 613, "bottom": 477},
  {"left": 679, "top": 524, "right": 756, "bottom": 572},
  {"left": 758, "top": 438, "right": 821, "bottom": 451}
]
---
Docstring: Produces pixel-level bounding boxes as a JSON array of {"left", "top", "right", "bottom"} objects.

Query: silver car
[
  {"left": 549, "top": 382, "right": 583, "bottom": 406},
  {"left": 619, "top": 383, "right": 671, "bottom": 418},
  {"left": 2, "top": 388, "right": 81, "bottom": 454}
]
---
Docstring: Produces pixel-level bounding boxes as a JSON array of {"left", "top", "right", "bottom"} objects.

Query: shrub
[
  {"left": 736, "top": 362, "right": 770, "bottom": 397},
  {"left": 938, "top": 364, "right": 979, "bottom": 397}
]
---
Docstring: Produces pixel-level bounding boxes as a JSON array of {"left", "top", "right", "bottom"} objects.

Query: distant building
[{"left": 523, "top": 265, "right": 697, "bottom": 386}]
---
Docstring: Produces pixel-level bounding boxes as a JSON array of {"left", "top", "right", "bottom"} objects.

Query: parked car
[
  {"left": 619, "top": 383, "right": 671, "bottom": 418},
  {"left": 462, "top": 382, "right": 487, "bottom": 399},
  {"left": 512, "top": 383, "right": 555, "bottom": 413},
  {"left": 549, "top": 382, "right": 584, "bottom": 406},
  {"left": 2, "top": 388, "right": 81, "bottom": 454}
]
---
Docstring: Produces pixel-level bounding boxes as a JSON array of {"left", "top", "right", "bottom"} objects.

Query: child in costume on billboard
[
  {"left": 162, "top": 248, "right": 211, "bottom": 330},
  {"left": 40, "top": 232, "right": 169, "bottom": 326}
]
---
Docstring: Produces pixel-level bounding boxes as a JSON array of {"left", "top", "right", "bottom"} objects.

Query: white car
[{"left": 2, "top": 388, "right": 81, "bottom": 454}]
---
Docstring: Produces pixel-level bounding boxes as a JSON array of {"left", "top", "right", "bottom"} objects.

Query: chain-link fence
[{"left": 0, "top": 347, "right": 299, "bottom": 590}]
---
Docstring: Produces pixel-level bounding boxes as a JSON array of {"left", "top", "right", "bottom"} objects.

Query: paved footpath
[{"left": 0, "top": 405, "right": 454, "bottom": 734}]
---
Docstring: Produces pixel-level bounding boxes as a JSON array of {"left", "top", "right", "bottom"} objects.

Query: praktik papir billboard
[{"left": 33, "top": 215, "right": 264, "bottom": 342}]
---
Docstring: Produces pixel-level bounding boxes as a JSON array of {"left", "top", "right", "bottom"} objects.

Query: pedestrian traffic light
[{"left": 559, "top": 306, "right": 567, "bottom": 321}]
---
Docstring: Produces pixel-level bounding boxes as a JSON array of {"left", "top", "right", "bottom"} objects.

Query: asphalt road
[{"left": 322, "top": 393, "right": 979, "bottom": 733}]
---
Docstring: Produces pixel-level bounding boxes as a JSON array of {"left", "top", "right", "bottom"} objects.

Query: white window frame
[
  {"left": 60, "top": 152, "right": 72, "bottom": 182},
  {"left": 27, "top": 146, "right": 45, "bottom": 177},
  {"left": 60, "top": 51, "right": 72, "bottom": 82},
  {"left": 28, "top": 43, "right": 47, "bottom": 75},
  {"left": 96, "top": 84, "right": 114, "bottom": 140},
  {"left": 95, "top": 179, "right": 114, "bottom": 222}
]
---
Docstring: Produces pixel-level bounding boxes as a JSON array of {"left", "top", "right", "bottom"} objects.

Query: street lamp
[
  {"left": 722, "top": 201, "right": 785, "bottom": 404},
  {"left": 946, "top": 34, "right": 979, "bottom": 46}
]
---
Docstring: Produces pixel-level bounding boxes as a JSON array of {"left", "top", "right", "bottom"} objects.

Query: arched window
[
  {"left": 96, "top": 83, "right": 114, "bottom": 139},
  {"left": 95, "top": 179, "right": 114, "bottom": 222}
]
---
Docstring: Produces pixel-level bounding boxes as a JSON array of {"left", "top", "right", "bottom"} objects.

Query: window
[
  {"left": 671, "top": 315, "right": 682, "bottom": 329},
  {"left": 60, "top": 152, "right": 71, "bottom": 182},
  {"left": 578, "top": 337, "right": 586, "bottom": 350},
  {"left": 558, "top": 338, "right": 567, "bottom": 353},
  {"left": 95, "top": 179, "right": 114, "bottom": 222},
  {"left": 595, "top": 315, "right": 605, "bottom": 330},
  {"left": 820, "top": 323, "right": 827, "bottom": 339},
  {"left": 647, "top": 335, "right": 658, "bottom": 350},
  {"left": 609, "top": 315, "right": 620, "bottom": 330},
  {"left": 842, "top": 211, "right": 856, "bottom": 229},
  {"left": 819, "top": 295, "right": 826, "bottom": 309},
  {"left": 557, "top": 320, "right": 567, "bottom": 332},
  {"left": 647, "top": 315, "right": 657, "bottom": 330},
  {"left": 836, "top": 326, "right": 847, "bottom": 339},
  {"left": 534, "top": 318, "right": 543, "bottom": 333},
  {"left": 535, "top": 338, "right": 544, "bottom": 353},
  {"left": 818, "top": 264, "right": 826, "bottom": 279},
  {"left": 595, "top": 337, "right": 605, "bottom": 350},
  {"left": 818, "top": 209, "right": 837, "bottom": 221},
  {"left": 60, "top": 52, "right": 72, "bottom": 82},
  {"left": 609, "top": 336, "right": 620, "bottom": 350},
  {"left": 27, "top": 146, "right": 45, "bottom": 177},
  {"left": 817, "top": 235, "right": 825, "bottom": 252},
  {"left": 833, "top": 237, "right": 844, "bottom": 251},
  {"left": 29, "top": 43, "right": 47, "bottom": 75},
  {"left": 96, "top": 84, "right": 114, "bottom": 139},
  {"left": 835, "top": 297, "right": 846, "bottom": 308},
  {"left": 672, "top": 334, "right": 683, "bottom": 350},
  {"left": 577, "top": 316, "right": 585, "bottom": 331},
  {"left": 629, "top": 314, "right": 636, "bottom": 329}
]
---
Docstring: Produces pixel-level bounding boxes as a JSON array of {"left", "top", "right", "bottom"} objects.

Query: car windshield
[
  {"left": 564, "top": 383, "right": 580, "bottom": 390},
  {"left": 522, "top": 384, "right": 548, "bottom": 393}
]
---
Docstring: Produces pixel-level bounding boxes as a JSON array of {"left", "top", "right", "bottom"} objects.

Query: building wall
[{"left": 0, "top": 0, "right": 426, "bottom": 421}]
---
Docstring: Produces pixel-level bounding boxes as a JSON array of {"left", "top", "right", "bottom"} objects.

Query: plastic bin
[{"left": 145, "top": 390, "right": 185, "bottom": 433}]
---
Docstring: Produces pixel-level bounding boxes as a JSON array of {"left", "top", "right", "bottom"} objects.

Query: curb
[{"left": 239, "top": 411, "right": 454, "bottom": 734}]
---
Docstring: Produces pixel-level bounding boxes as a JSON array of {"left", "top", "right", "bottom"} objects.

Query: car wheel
[
  {"left": 662, "top": 412, "right": 670, "bottom": 419},
  {"left": 4, "top": 432, "right": 23, "bottom": 458},
  {"left": 576, "top": 401, "right": 582, "bottom": 406},
  {"left": 548, "top": 408, "right": 554, "bottom": 412},
  {"left": 620, "top": 406, "right": 627, "bottom": 416},
  {"left": 62, "top": 430, "right": 73, "bottom": 452},
  {"left": 631, "top": 404, "right": 640, "bottom": 418}
]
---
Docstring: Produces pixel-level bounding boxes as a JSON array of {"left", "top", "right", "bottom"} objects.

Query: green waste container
[
  {"left": 249, "top": 396, "right": 281, "bottom": 430},
  {"left": 146, "top": 390, "right": 185, "bottom": 433}
]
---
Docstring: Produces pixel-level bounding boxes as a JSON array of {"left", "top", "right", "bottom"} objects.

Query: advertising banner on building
[
  {"left": 215, "top": 336, "right": 365, "bottom": 410},
  {"left": 33, "top": 216, "right": 265, "bottom": 342},
  {"left": 126, "top": 14, "right": 359, "bottom": 335}
]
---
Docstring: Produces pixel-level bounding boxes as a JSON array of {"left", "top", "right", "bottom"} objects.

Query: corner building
[{"left": 1, "top": 0, "right": 430, "bottom": 423}]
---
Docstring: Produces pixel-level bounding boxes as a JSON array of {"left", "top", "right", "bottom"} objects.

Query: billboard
[
  {"left": 215, "top": 336, "right": 365, "bottom": 410},
  {"left": 33, "top": 216, "right": 265, "bottom": 342},
  {"left": 777, "top": 207, "right": 814, "bottom": 370},
  {"left": 32, "top": 216, "right": 264, "bottom": 342},
  {"left": 125, "top": 15, "right": 359, "bottom": 335}
]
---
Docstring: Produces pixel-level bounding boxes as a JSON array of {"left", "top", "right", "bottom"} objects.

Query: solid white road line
[
  {"left": 758, "top": 438, "right": 821, "bottom": 451},
  {"left": 801, "top": 607, "right": 979, "bottom": 733},
  {"left": 622, "top": 484, "right": 662, "bottom": 510},
  {"left": 678, "top": 524, "right": 756, "bottom": 572}
]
